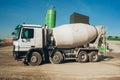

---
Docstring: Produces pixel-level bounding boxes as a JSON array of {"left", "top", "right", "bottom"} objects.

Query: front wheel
[
  {"left": 89, "top": 51, "right": 99, "bottom": 62},
  {"left": 78, "top": 51, "right": 88, "bottom": 63},
  {"left": 29, "top": 52, "right": 42, "bottom": 66},
  {"left": 49, "top": 51, "right": 63, "bottom": 64}
]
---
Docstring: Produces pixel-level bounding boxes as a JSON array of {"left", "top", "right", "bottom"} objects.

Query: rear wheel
[
  {"left": 49, "top": 51, "right": 63, "bottom": 64},
  {"left": 89, "top": 51, "right": 99, "bottom": 62},
  {"left": 78, "top": 51, "right": 88, "bottom": 63},
  {"left": 29, "top": 52, "right": 42, "bottom": 66}
]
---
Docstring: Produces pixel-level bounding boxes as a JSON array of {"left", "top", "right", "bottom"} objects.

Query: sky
[{"left": 0, "top": 0, "right": 120, "bottom": 39}]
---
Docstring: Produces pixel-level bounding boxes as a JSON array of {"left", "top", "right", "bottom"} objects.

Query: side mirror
[{"left": 11, "top": 32, "right": 15, "bottom": 35}]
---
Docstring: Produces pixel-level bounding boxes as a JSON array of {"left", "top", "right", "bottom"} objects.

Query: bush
[{"left": 0, "top": 42, "right": 13, "bottom": 47}]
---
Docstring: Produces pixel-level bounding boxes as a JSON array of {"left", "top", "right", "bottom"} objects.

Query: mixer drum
[{"left": 53, "top": 23, "right": 98, "bottom": 48}]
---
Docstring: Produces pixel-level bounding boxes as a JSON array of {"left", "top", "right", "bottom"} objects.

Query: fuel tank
[{"left": 53, "top": 23, "right": 99, "bottom": 48}]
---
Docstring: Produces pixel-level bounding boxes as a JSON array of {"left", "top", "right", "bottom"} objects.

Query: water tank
[
  {"left": 70, "top": 12, "right": 89, "bottom": 24},
  {"left": 53, "top": 23, "right": 98, "bottom": 48},
  {"left": 45, "top": 7, "right": 56, "bottom": 28}
]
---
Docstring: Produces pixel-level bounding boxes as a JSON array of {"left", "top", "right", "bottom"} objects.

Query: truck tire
[
  {"left": 78, "top": 51, "right": 88, "bottom": 63},
  {"left": 29, "top": 52, "right": 42, "bottom": 66},
  {"left": 49, "top": 51, "right": 63, "bottom": 64},
  {"left": 89, "top": 51, "right": 99, "bottom": 62}
]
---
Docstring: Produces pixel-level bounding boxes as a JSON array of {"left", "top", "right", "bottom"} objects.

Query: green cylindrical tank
[{"left": 45, "top": 7, "right": 56, "bottom": 28}]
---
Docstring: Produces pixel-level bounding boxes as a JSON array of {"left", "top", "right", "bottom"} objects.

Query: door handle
[{"left": 22, "top": 39, "right": 25, "bottom": 42}]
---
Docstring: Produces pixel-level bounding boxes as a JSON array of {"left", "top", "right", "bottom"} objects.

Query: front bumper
[{"left": 13, "top": 51, "right": 27, "bottom": 60}]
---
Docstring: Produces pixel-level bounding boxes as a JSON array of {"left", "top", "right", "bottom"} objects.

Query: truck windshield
[{"left": 13, "top": 28, "right": 21, "bottom": 40}]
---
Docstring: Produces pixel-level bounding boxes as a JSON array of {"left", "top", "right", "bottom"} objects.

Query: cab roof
[
  {"left": 22, "top": 24, "right": 42, "bottom": 27},
  {"left": 15, "top": 24, "right": 42, "bottom": 29}
]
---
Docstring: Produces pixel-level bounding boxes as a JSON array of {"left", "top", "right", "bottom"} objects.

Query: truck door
[{"left": 19, "top": 27, "right": 35, "bottom": 51}]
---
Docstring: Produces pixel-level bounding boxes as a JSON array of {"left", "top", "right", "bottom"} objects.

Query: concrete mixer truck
[{"left": 12, "top": 23, "right": 107, "bottom": 66}]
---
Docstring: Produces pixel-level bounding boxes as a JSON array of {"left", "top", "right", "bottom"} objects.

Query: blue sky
[{"left": 0, "top": 0, "right": 120, "bottom": 39}]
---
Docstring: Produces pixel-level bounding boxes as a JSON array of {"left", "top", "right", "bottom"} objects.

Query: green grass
[{"left": 107, "top": 36, "right": 120, "bottom": 41}]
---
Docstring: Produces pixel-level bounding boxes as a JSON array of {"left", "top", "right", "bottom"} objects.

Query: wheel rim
[
  {"left": 53, "top": 54, "right": 60, "bottom": 62},
  {"left": 92, "top": 54, "right": 97, "bottom": 60},
  {"left": 31, "top": 56, "right": 37, "bottom": 63},
  {"left": 81, "top": 53, "right": 87, "bottom": 61}
]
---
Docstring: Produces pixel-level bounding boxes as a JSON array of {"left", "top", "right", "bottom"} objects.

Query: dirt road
[{"left": 0, "top": 46, "right": 120, "bottom": 80}]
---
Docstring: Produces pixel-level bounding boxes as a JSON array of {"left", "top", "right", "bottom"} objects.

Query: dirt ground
[{"left": 0, "top": 45, "right": 120, "bottom": 80}]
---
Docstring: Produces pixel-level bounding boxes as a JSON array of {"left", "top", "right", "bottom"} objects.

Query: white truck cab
[{"left": 13, "top": 24, "right": 43, "bottom": 60}]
